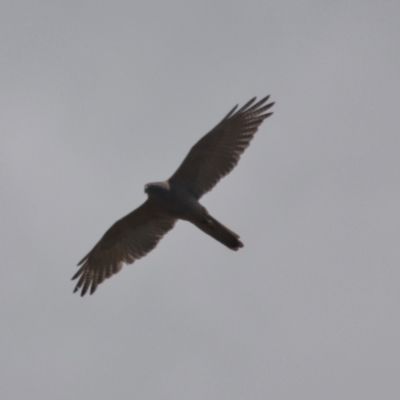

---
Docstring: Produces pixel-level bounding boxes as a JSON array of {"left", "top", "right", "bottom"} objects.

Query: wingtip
[
  {"left": 260, "top": 94, "right": 270, "bottom": 103},
  {"left": 223, "top": 104, "right": 239, "bottom": 120},
  {"left": 72, "top": 282, "right": 86, "bottom": 296},
  {"left": 77, "top": 256, "right": 88, "bottom": 267},
  {"left": 71, "top": 270, "right": 81, "bottom": 281},
  {"left": 237, "top": 97, "right": 257, "bottom": 113}
]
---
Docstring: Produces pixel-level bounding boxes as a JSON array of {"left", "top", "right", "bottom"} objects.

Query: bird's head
[{"left": 144, "top": 181, "right": 170, "bottom": 196}]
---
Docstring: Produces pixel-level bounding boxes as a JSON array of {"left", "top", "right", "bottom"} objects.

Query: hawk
[{"left": 73, "top": 95, "right": 274, "bottom": 295}]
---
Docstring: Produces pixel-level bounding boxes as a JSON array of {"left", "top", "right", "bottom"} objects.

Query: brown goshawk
[{"left": 73, "top": 95, "right": 274, "bottom": 295}]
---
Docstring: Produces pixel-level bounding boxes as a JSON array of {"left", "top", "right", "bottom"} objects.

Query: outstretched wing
[
  {"left": 169, "top": 95, "right": 274, "bottom": 198},
  {"left": 72, "top": 200, "right": 176, "bottom": 296}
]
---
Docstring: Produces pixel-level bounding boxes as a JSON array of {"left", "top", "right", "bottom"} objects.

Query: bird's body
[
  {"left": 146, "top": 180, "right": 243, "bottom": 250},
  {"left": 145, "top": 181, "right": 202, "bottom": 221},
  {"left": 73, "top": 95, "right": 274, "bottom": 295}
]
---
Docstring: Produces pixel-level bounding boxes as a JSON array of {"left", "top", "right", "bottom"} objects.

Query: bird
[{"left": 73, "top": 95, "right": 274, "bottom": 296}]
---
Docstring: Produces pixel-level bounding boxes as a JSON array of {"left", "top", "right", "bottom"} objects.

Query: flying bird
[{"left": 73, "top": 95, "right": 274, "bottom": 295}]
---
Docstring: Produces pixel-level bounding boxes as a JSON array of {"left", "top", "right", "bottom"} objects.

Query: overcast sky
[{"left": 1, "top": 1, "right": 399, "bottom": 399}]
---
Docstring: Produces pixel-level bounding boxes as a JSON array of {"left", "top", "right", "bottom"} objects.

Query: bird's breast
[{"left": 153, "top": 186, "right": 203, "bottom": 221}]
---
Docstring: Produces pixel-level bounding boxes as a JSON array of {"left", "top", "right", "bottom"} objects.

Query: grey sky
[{"left": 1, "top": 1, "right": 399, "bottom": 399}]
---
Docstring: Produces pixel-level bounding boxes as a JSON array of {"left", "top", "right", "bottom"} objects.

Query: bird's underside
[{"left": 73, "top": 95, "right": 274, "bottom": 295}]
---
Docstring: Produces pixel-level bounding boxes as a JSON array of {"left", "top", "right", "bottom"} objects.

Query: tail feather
[{"left": 193, "top": 214, "right": 244, "bottom": 250}]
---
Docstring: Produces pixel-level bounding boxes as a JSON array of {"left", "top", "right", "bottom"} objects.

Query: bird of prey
[{"left": 73, "top": 95, "right": 274, "bottom": 295}]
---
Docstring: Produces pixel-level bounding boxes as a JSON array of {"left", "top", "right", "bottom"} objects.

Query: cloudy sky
[{"left": 1, "top": 1, "right": 399, "bottom": 399}]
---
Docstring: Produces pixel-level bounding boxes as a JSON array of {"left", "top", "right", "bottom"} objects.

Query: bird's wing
[
  {"left": 72, "top": 200, "right": 176, "bottom": 296},
  {"left": 169, "top": 95, "right": 274, "bottom": 198}
]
